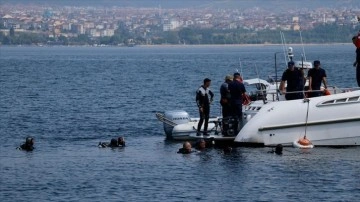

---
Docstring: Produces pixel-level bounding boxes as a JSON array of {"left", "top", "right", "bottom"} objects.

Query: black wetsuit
[
  {"left": 99, "top": 138, "right": 124, "bottom": 148},
  {"left": 196, "top": 85, "right": 214, "bottom": 134},
  {"left": 20, "top": 143, "right": 34, "bottom": 151},
  {"left": 177, "top": 148, "right": 192, "bottom": 154}
]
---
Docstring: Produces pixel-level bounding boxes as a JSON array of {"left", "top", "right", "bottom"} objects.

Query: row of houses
[{"left": 1, "top": 5, "right": 359, "bottom": 39}]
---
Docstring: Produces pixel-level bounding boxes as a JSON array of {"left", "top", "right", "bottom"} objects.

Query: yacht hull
[{"left": 235, "top": 91, "right": 360, "bottom": 146}]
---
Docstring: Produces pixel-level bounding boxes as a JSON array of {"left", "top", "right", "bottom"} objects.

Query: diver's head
[
  {"left": 223, "top": 146, "right": 233, "bottom": 154},
  {"left": 275, "top": 144, "right": 283, "bottom": 155},
  {"left": 196, "top": 139, "right": 206, "bottom": 150},
  {"left": 183, "top": 141, "right": 192, "bottom": 153},
  {"left": 26, "top": 137, "right": 34, "bottom": 146},
  {"left": 118, "top": 136, "right": 125, "bottom": 146},
  {"left": 288, "top": 61, "right": 295, "bottom": 69}
]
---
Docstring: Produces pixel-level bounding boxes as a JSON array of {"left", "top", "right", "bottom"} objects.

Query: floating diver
[
  {"left": 17, "top": 137, "right": 35, "bottom": 151},
  {"left": 223, "top": 146, "right": 233, "bottom": 154},
  {"left": 98, "top": 136, "right": 126, "bottom": 148},
  {"left": 193, "top": 138, "right": 212, "bottom": 151},
  {"left": 268, "top": 144, "right": 283, "bottom": 155},
  {"left": 177, "top": 141, "right": 193, "bottom": 154},
  {"left": 117, "top": 136, "right": 125, "bottom": 147}
]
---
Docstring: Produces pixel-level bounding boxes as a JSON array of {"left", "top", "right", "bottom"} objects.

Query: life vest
[
  {"left": 242, "top": 94, "right": 251, "bottom": 105},
  {"left": 352, "top": 34, "right": 360, "bottom": 48},
  {"left": 323, "top": 89, "right": 331, "bottom": 96}
]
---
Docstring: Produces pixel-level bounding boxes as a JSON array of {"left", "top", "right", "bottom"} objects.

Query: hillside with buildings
[{"left": 1, "top": 1, "right": 359, "bottom": 45}]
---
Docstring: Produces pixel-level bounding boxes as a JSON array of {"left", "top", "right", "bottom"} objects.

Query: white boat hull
[
  {"left": 170, "top": 120, "right": 218, "bottom": 140},
  {"left": 235, "top": 91, "right": 360, "bottom": 146}
]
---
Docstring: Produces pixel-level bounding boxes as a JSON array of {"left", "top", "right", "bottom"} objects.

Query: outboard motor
[
  {"left": 163, "top": 110, "right": 190, "bottom": 137},
  {"left": 222, "top": 116, "right": 246, "bottom": 137}
]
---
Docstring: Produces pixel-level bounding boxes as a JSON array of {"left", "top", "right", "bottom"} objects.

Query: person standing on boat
[
  {"left": 308, "top": 60, "right": 327, "bottom": 97},
  {"left": 220, "top": 75, "right": 233, "bottom": 135},
  {"left": 352, "top": 31, "right": 360, "bottom": 87},
  {"left": 279, "top": 61, "right": 304, "bottom": 100},
  {"left": 196, "top": 78, "right": 214, "bottom": 136},
  {"left": 228, "top": 72, "right": 246, "bottom": 134}
]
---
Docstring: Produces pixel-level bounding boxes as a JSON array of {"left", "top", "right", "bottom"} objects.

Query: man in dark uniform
[
  {"left": 279, "top": 61, "right": 304, "bottom": 100},
  {"left": 196, "top": 78, "right": 214, "bottom": 136},
  {"left": 220, "top": 75, "right": 233, "bottom": 118},
  {"left": 220, "top": 75, "right": 233, "bottom": 135},
  {"left": 308, "top": 60, "right": 327, "bottom": 97},
  {"left": 352, "top": 31, "right": 360, "bottom": 87},
  {"left": 228, "top": 72, "right": 246, "bottom": 134}
]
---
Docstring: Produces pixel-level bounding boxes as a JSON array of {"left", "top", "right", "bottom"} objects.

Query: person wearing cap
[
  {"left": 220, "top": 75, "right": 233, "bottom": 135},
  {"left": 228, "top": 72, "right": 246, "bottom": 134},
  {"left": 308, "top": 60, "right": 327, "bottom": 97},
  {"left": 279, "top": 61, "right": 304, "bottom": 100},
  {"left": 196, "top": 78, "right": 214, "bottom": 136}
]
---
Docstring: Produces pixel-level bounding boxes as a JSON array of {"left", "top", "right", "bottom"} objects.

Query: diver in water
[
  {"left": 177, "top": 141, "right": 193, "bottom": 154},
  {"left": 194, "top": 139, "right": 207, "bottom": 151},
  {"left": 223, "top": 146, "right": 233, "bottom": 154},
  {"left": 268, "top": 144, "right": 283, "bottom": 155},
  {"left": 98, "top": 136, "right": 126, "bottom": 148},
  {"left": 18, "top": 137, "right": 35, "bottom": 151},
  {"left": 117, "top": 136, "right": 126, "bottom": 147}
]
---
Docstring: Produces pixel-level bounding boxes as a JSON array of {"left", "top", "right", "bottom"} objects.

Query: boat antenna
[
  {"left": 299, "top": 29, "right": 307, "bottom": 61},
  {"left": 304, "top": 98, "right": 310, "bottom": 138},
  {"left": 254, "top": 64, "right": 266, "bottom": 104},
  {"left": 280, "top": 31, "right": 289, "bottom": 65},
  {"left": 239, "top": 58, "right": 244, "bottom": 79},
  {"left": 301, "top": 55, "right": 306, "bottom": 97}
]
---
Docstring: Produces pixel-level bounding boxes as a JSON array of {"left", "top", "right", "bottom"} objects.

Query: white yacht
[{"left": 235, "top": 90, "right": 360, "bottom": 146}]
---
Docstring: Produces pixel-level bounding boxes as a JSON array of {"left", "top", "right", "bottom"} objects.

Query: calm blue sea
[{"left": 0, "top": 45, "right": 359, "bottom": 202}]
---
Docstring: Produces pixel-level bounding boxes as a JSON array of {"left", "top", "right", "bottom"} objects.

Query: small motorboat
[{"left": 156, "top": 110, "right": 239, "bottom": 140}]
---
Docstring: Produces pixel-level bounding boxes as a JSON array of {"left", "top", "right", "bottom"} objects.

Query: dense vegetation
[{"left": 1, "top": 24, "right": 359, "bottom": 46}]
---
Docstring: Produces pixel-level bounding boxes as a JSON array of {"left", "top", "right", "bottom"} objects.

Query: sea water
[{"left": 1, "top": 45, "right": 359, "bottom": 201}]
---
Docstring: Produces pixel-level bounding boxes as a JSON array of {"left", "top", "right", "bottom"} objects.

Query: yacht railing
[{"left": 248, "top": 86, "right": 360, "bottom": 102}]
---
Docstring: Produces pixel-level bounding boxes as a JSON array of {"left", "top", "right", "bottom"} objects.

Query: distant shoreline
[
  {"left": 139, "top": 43, "right": 352, "bottom": 47},
  {"left": 1, "top": 43, "right": 353, "bottom": 48}
]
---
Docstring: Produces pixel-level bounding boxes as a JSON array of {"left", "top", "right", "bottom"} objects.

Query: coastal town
[{"left": 1, "top": 3, "right": 360, "bottom": 45}]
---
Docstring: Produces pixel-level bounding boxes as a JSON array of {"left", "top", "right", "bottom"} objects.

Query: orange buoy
[
  {"left": 293, "top": 136, "right": 314, "bottom": 148},
  {"left": 298, "top": 137, "right": 312, "bottom": 146},
  {"left": 242, "top": 94, "right": 251, "bottom": 106}
]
